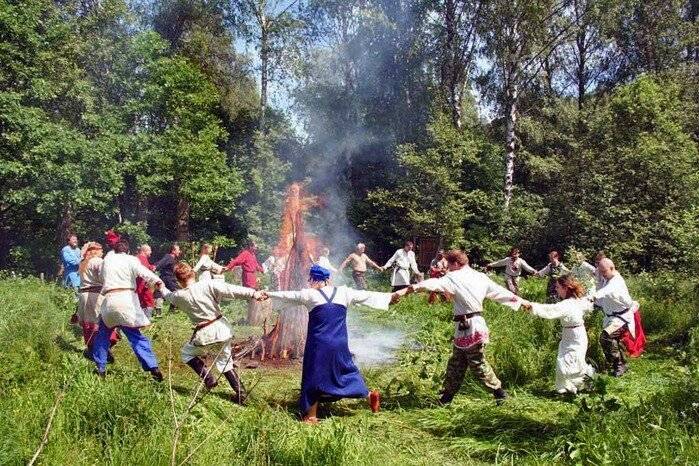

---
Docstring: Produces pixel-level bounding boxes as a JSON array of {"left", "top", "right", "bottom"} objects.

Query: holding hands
[{"left": 253, "top": 290, "right": 268, "bottom": 301}]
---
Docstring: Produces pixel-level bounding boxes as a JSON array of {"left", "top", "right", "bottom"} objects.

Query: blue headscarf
[{"left": 309, "top": 264, "right": 330, "bottom": 282}]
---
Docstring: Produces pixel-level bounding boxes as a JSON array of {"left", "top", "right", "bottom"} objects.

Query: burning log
[{"left": 257, "top": 182, "right": 318, "bottom": 361}]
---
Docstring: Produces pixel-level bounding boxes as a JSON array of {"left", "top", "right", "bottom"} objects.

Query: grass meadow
[{"left": 1, "top": 272, "right": 698, "bottom": 465}]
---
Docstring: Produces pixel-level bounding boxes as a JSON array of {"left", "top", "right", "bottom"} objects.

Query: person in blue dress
[
  {"left": 60, "top": 233, "right": 81, "bottom": 290},
  {"left": 265, "top": 265, "right": 402, "bottom": 424}
]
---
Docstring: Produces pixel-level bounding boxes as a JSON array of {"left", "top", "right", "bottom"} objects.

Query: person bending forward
[
  {"left": 266, "top": 265, "right": 399, "bottom": 423},
  {"left": 522, "top": 275, "right": 595, "bottom": 394},
  {"left": 401, "top": 250, "right": 522, "bottom": 404},
  {"left": 160, "top": 263, "right": 265, "bottom": 404}
]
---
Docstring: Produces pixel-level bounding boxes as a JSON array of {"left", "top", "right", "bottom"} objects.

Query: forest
[{"left": 1, "top": 0, "right": 697, "bottom": 272}]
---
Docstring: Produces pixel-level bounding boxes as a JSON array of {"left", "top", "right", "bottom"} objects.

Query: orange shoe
[{"left": 369, "top": 389, "right": 380, "bottom": 413}]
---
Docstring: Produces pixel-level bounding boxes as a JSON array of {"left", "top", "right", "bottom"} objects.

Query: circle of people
[{"left": 59, "top": 232, "right": 644, "bottom": 424}]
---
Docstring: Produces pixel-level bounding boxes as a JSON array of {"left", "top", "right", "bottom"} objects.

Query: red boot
[{"left": 369, "top": 389, "right": 380, "bottom": 413}]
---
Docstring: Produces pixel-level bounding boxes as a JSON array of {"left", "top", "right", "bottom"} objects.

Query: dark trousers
[
  {"left": 600, "top": 325, "right": 627, "bottom": 369},
  {"left": 392, "top": 285, "right": 409, "bottom": 292},
  {"left": 442, "top": 344, "right": 502, "bottom": 399}
]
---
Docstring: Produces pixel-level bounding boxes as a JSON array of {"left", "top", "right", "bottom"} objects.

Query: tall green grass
[{"left": 1, "top": 273, "right": 698, "bottom": 465}]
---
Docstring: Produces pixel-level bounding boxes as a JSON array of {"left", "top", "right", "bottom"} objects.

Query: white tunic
[
  {"left": 100, "top": 253, "right": 162, "bottom": 328},
  {"left": 316, "top": 256, "right": 337, "bottom": 273},
  {"left": 593, "top": 272, "right": 636, "bottom": 337},
  {"left": 530, "top": 298, "right": 595, "bottom": 393},
  {"left": 579, "top": 261, "right": 606, "bottom": 289},
  {"left": 266, "top": 286, "right": 391, "bottom": 311},
  {"left": 384, "top": 249, "right": 420, "bottom": 286},
  {"left": 78, "top": 257, "right": 104, "bottom": 324},
  {"left": 193, "top": 254, "right": 225, "bottom": 281},
  {"left": 161, "top": 281, "right": 255, "bottom": 346},
  {"left": 487, "top": 257, "right": 536, "bottom": 277},
  {"left": 413, "top": 267, "right": 522, "bottom": 348}
]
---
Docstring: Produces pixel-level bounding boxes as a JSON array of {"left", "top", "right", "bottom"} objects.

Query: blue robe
[
  {"left": 300, "top": 288, "right": 369, "bottom": 415},
  {"left": 61, "top": 245, "right": 81, "bottom": 288}
]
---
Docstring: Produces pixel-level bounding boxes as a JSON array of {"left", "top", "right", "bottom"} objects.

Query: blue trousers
[{"left": 93, "top": 319, "right": 158, "bottom": 372}]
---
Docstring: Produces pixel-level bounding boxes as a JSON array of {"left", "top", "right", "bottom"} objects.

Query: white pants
[{"left": 180, "top": 339, "right": 234, "bottom": 373}]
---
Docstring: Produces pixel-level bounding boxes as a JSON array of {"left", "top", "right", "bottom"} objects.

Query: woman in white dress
[
  {"left": 522, "top": 275, "right": 595, "bottom": 394},
  {"left": 193, "top": 243, "right": 226, "bottom": 281}
]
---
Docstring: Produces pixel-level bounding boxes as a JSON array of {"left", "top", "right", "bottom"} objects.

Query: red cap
[{"left": 105, "top": 229, "right": 121, "bottom": 248}]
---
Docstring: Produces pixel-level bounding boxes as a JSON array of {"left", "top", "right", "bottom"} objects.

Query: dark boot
[
  {"left": 150, "top": 368, "right": 164, "bottom": 382},
  {"left": 107, "top": 351, "right": 115, "bottom": 364},
  {"left": 612, "top": 362, "right": 628, "bottom": 377},
  {"left": 493, "top": 387, "right": 508, "bottom": 405},
  {"left": 438, "top": 393, "right": 454, "bottom": 405},
  {"left": 223, "top": 370, "right": 246, "bottom": 404},
  {"left": 186, "top": 357, "right": 217, "bottom": 389}
]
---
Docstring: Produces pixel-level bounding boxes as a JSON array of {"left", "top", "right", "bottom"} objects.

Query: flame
[{"left": 274, "top": 182, "right": 320, "bottom": 290}]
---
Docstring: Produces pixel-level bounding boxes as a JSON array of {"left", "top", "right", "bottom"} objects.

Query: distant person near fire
[
  {"left": 383, "top": 240, "right": 421, "bottom": 292},
  {"left": 224, "top": 241, "right": 264, "bottom": 289},
  {"left": 486, "top": 247, "right": 537, "bottom": 296},
  {"left": 338, "top": 243, "right": 382, "bottom": 290}
]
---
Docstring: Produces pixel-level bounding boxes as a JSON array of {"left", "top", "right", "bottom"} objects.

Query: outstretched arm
[
  {"left": 346, "top": 288, "right": 392, "bottom": 310},
  {"left": 487, "top": 258, "right": 508, "bottom": 268},
  {"left": 266, "top": 290, "right": 308, "bottom": 306},
  {"left": 485, "top": 279, "right": 522, "bottom": 310},
  {"left": 520, "top": 259, "right": 537, "bottom": 275}
]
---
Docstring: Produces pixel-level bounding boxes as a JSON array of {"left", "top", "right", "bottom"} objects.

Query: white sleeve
[
  {"left": 135, "top": 262, "right": 161, "bottom": 286},
  {"left": 487, "top": 258, "right": 508, "bottom": 268},
  {"left": 580, "top": 262, "right": 596, "bottom": 273},
  {"left": 412, "top": 276, "right": 454, "bottom": 294},
  {"left": 536, "top": 264, "right": 550, "bottom": 276},
  {"left": 520, "top": 259, "right": 537, "bottom": 274},
  {"left": 345, "top": 288, "right": 392, "bottom": 310},
  {"left": 266, "top": 290, "right": 309, "bottom": 306},
  {"left": 383, "top": 250, "right": 399, "bottom": 268},
  {"left": 485, "top": 279, "right": 521, "bottom": 310},
  {"left": 193, "top": 256, "right": 206, "bottom": 273},
  {"left": 213, "top": 281, "right": 256, "bottom": 300},
  {"left": 530, "top": 302, "right": 569, "bottom": 320},
  {"left": 409, "top": 252, "right": 420, "bottom": 274}
]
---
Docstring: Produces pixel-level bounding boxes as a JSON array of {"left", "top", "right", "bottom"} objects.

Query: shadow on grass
[
  {"left": 55, "top": 334, "right": 84, "bottom": 355},
  {"left": 418, "top": 405, "right": 572, "bottom": 455}
]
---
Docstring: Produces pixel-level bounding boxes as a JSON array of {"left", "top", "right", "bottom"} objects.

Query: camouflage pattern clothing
[
  {"left": 441, "top": 343, "right": 502, "bottom": 400},
  {"left": 538, "top": 261, "right": 569, "bottom": 302},
  {"left": 600, "top": 325, "right": 627, "bottom": 374}
]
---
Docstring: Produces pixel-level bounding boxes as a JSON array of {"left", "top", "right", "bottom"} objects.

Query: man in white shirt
[
  {"left": 398, "top": 250, "right": 523, "bottom": 404},
  {"left": 486, "top": 247, "right": 536, "bottom": 296},
  {"left": 383, "top": 240, "right": 421, "bottom": 292},
  {"left": 593, "top": 258, "right": 636, "bottom": 377}
]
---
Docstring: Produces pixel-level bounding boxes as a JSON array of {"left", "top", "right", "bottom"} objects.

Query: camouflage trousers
[
  {"left": 600, "top": 325, "right": 627, "bottom": 368},
  {"left": 442, "top": 343, "right": 502, "bottom": 398}
]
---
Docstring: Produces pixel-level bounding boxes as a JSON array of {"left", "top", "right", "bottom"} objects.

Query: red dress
[
  {"left": 227, "top": 249, "right": 263, "bottom": 289},
  {"left": 136, "top": 253, "right": 156, "bottom": 308}
]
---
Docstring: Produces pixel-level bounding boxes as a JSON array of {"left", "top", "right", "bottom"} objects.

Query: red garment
[
  {"left": 82, "top": 322, "right": 119, "bottom": 349},
  {"left": 135, "top": 253, "right": 156, "bottom": 308},
  {"left": 428, "top": 267, "right": 447, "bottom": 304},
  {"left": 227, "top": 249, "right": 263, "bottom": 289},
  {"left": 621, "top": 309, "right": 646, "bottom": 357}
]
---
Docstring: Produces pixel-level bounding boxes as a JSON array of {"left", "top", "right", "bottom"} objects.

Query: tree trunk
[
  {"left": 504, "top": 83, "right": 518, "bottom": 209},
  {"left": 260, "top": 20, "right": 269, "bottom": 129},
  {"left": 56, "top": 203, "right": 73, "bottom": 246},
  {"left": 247, "top": 298, "right": 273, "bottom": 326},
  {"left": 442, "top": 0, "right": 463, "bottom": 129},
  {"left": 175, "top": 197, "right": 190, "bottom": 242}
]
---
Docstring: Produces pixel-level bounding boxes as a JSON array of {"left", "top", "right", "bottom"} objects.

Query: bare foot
[{"left": 302, "top": 416, "right": 320, "bottom": 425}]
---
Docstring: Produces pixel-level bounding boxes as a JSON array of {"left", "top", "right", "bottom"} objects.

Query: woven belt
[
  {"left": 189, "top": 315, "right": 223, "bottom": 343},
  {"left": 79, "top": 285, "right": 102, "bottom": 293},
  {"left": 103, "top": 288, "right": 135, "bottom": 295}
]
